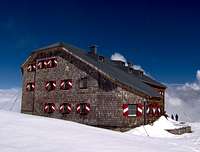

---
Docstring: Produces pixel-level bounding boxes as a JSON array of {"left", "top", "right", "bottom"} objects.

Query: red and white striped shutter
[
  {"left": 26, "top": 83, "right": 31, "bottom": 91},
  {"left": 52, "top": 82, "right": 56, "bottom": 89},
  {"left": 37, "top": 61, "right": 43, "bottom": 69},
  {"left": 152, "top": 104, "right": 156, "bottom": 116},
  {"left": 59, "top": 104, "right": 64, "bottom": 113},
  {"left": 67, "top": 104, "right": 72, "bottom": 113},
  {"left": 51, "top": 104, "right": 56, "bottom": 112},
  {"left": 85, "top": 103, "right": 91, "bottom": 113},
  {"left": 146, "top": 104, "right": 150, "bottom": 115},
  {"left": 45, "top": 82, "right": 50, "bottom": 90},
  {"left": 33, "top": 64, "right": 36, "bottom": 71},
  {"left": 27, "top": 65, "right": 32, "bottom": 72},
  {"left": 47, "top": 59, "right": 52, "bottom": 68},
  {"left": 136, "top": 103, "right": 143, "bottom": 117},
  {"left": 76, "top": 104, "right": 81, "bottom": 113},
  {"left": 157, "top": 105, "right": 161, "bottom": 116},
  {"left": 44, "top": 104, "right": 49, "bottom": 113},
  {"left": 67, "top": 80, "right": 72, "bottom": 88},
  {"left": 53, "top": 58, "right": 58, "bottom": 66},
  {"left": 60, "top": 81, "right": 65, "bottom": 89},
  {"left": 122, "top": 104, "right": 129, "bottom": 116}
]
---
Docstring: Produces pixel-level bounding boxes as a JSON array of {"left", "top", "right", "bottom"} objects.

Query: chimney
[{"left": 89, "top": 45, "right": 98, "bottom": 55}]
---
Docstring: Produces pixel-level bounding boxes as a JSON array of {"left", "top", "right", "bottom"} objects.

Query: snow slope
[{"left": 0, "top": 110, "right": 200, "bottom": 152}]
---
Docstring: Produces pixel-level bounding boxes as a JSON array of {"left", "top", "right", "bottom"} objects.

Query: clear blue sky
[{"left": 0, "top": 0, "right": 199, "bottom": 88}]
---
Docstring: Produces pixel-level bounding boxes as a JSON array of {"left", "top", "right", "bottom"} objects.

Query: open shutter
[
  {"left": 136, "top": 103, "right": 143, "bottom": 117},
  {"left": 122, "top": 104, "right": 129, "bottom": 117},
  {"left": 59, "top": 103, "right": 72, "bottom": 114},
  {"left": 44, "top": 103, "right": 56, "bottom": 114}
]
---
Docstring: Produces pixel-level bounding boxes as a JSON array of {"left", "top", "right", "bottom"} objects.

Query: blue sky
[{"left": 0, "top": 0, "right": 200, "bottom": 88}]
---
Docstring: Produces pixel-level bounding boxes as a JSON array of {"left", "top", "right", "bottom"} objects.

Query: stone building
[{"left": 21, "top": 42, "right": 166, "bottom": 130}]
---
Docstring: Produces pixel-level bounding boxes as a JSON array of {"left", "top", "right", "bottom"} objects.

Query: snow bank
[{"left": 126, "top": 116, "right": 188, "bottom": 138}]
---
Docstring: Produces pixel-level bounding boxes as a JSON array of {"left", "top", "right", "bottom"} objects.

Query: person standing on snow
[
  {"left": 171, "top": 114, "right": 174, "bottom": 120},
  {"left": 175, "top": 114, "right": 178, "bottom": 121}
]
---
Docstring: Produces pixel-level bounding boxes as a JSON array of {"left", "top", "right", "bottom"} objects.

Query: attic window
[
  {"left": 60, "top": 79, "right": 73, "bottom": 90},
  {"left": 45, "top": 81, "right": 56, "bottom": 91},
  {"left": 46, "top": 58, "right": 58, "bottom": 68},
  {"left": 26, "top": 82, "right": 35, "bottom": 91},
  {"left": 27, "top": 64, "right": 36, "bottom": 72},
  {"left": 79, "top": 77, "right": 87, "bottom": 89},
  {"left": 37, "top": 61, "right": 45, "bottom": 69}
]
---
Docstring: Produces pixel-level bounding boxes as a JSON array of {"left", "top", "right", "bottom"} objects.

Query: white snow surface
[
  {"left": 0, "top": 110, "right": 200, "bottom": 152},
  {"left": 126, "top": 116, "right": 189, "bottom": 138}
]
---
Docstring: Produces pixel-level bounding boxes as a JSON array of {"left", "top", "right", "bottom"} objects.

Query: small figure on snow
[
  {"left": 175, "top": 114, "right": 178, "bottom": 121},
  {"left": 171, "top": 114, "right": 174, "bottom": 120}
]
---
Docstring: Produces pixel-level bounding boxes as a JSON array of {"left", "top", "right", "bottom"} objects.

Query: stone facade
[{"left": 21, "top": 45, "right": 165, "bottom": 129}]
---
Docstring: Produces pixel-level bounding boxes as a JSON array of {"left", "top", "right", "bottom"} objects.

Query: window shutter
[
  {"left": 122, "top": 104, "right": 129, "bottom": 117},
  {"left": 136, "top": 103, "right": 143, "bottom": 117},
  {"left": 59, "top": 103, "right": 72, "bottom": 114},
  {"left": 60, "top": 79, "right": 73, "bottom": 90},
  {"left": 45, "top": 81, "right": 56, "bottom": 91},
  {"left": 44, "top": 103, "right": 56, "bottom": 114}
]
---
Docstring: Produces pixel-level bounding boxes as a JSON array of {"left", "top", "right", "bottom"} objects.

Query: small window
[
  {"left": 46, "top": 58, "right": 58, "bottom": 68},
  {"left": 44, "top": 103, "right": 56, "bottom": 114},
  {"left": 45, "top": 81, "right": 56, "bottom": 91},
  {"left": 128, "top": 104, "right": 136, "bottom": 116},
  {"left": 59, "top": 103, "right": 72, "bottom": 114},
  {"left": 76, "top": 103, "right": 90, "bottom": 115},
  {"left": 79, "top": 77, "right": 87, "bottom": 89},
  {"left": 27, "top": 64, "right": 36, "bottom": 72},
  {"left": 60, "top": 79, "right": 73, "bottom": 90},
  {"left": 37, "top": 61, "right": 45, "bottom": 69},
  {"left": 26, "top": 82, "right": 35, "bottom": 91}
]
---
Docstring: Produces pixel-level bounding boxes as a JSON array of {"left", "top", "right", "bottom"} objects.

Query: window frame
[
  {"left": 79, "top": 77, "right": 88, "bottom": 89},
  {"left": 128, "top": 104, "right": 137, "bottom": 117}
]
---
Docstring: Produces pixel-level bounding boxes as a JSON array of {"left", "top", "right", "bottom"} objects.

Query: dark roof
[{"left": 30, "top": 42, "right": 163, "bottom": 98}]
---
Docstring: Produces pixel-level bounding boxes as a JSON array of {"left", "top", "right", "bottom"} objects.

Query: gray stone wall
[{"left": 21, "top": 48, "right": 162, "bottom": 128}]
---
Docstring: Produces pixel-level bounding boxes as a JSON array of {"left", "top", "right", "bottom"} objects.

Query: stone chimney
[{"left": 89, "top": 45, "right": 98, "bottom": 55}]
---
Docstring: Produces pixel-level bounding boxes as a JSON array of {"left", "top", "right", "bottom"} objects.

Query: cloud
[
  {"left": 197, "top": 70, "right": 200, "bottom": 82},
  {"left": 111, "top": 52, "right": 145, "bottom": 73},
  {"left": 165, "top": 70, "right": 200, "bottom": 122}
]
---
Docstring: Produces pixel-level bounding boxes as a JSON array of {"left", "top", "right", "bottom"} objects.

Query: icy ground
[{"left": 0, "top": 89, "right": 200, "bottom": 152}]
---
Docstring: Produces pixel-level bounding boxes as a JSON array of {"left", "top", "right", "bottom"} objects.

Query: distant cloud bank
[{"left": 166, "top": 70, "right": 200, "bottom": 122}]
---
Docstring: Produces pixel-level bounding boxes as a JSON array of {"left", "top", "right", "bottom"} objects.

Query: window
[
  {"left": 79, "top": 77, "right": 87, "bottom": 89},
  {"left": 76, "top": 103, "right": 90, "bottom": 115},
  {"left": 44, "top": 103, "right": 56, "bottom": 114},
  {"left": 37, "top": 61, "right": 45, "bottom": 69},
  {"left": 128, "top": 104, "right": 136, "bottom": 116},
  {"left": 46, "top": 58, "right": 58, "bottom": 68},
  {"left": 59, "top": 103, "right": 72, "bottom": 114},
  {"left": 27, "top": 64, "right": 36, "bottom": 72},
  {"left": 26, "top": 82, "right": 35, "bottom": 91},
  {"left": 45, "top": 81, "right": 56, "bottom": 91},
  {"left": 60, "top": 79, "right": 73, "bottom": 90}
]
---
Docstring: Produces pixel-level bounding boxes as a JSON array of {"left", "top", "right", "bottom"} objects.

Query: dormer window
[
  {"left": 26, "top": 82, "right": 35, "bottom": 91},
  {"left": 27, "top": 64, "right": 36, "bottom": 72},
  {"left": 60, "top": 79, "right": 73, "bottom": 90},
  {"left": 45, "top": 81, "right": 56, "bottom": 91}
]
